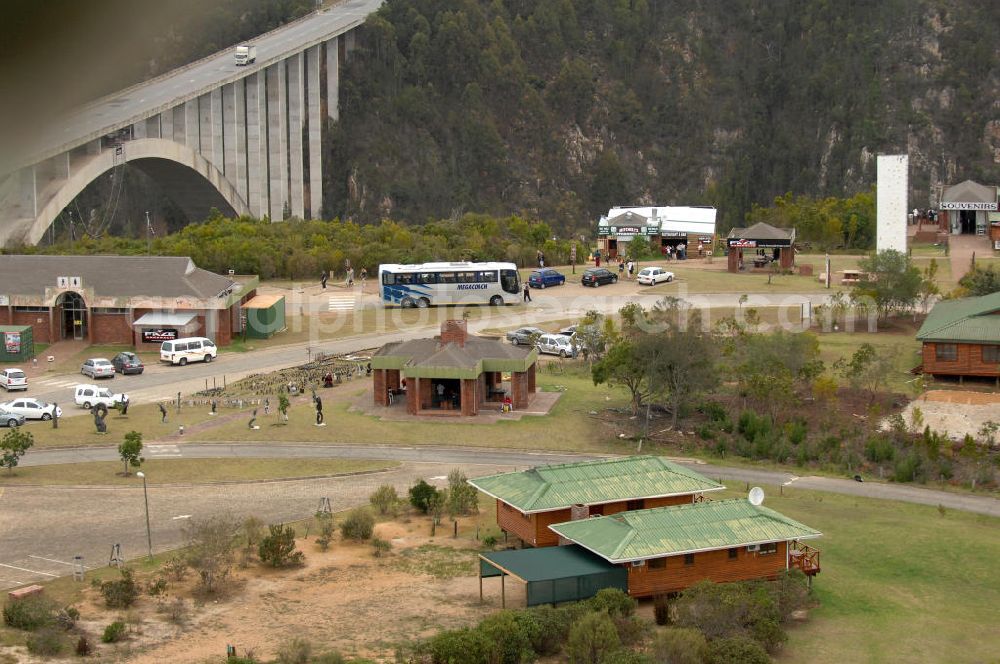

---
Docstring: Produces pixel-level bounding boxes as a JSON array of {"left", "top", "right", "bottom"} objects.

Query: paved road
[
  {"left": 3, "top": 442, "right": 998, "bottom": 591},
  {"left": 32, "top": 0, "right": 385, "bottom": 163},
  {"left": 15, "top": 290, "right": 835, "bottom": 418}
]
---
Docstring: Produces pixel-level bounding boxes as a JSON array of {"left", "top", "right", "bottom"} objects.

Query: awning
[
  {"left": 132, "top": 312, "right": 199, "bottom": 327},
  {"left": 242, "top": 294, "right": 284, "bottom": 309}
]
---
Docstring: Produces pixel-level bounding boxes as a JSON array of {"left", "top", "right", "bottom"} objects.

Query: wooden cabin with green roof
[
  {"left": 916, "top": 291, "right": 1000, "bottom": 381},
  {"left": 549, "top": 498, "right": 822, "bottom": 597},
  {"left": 468, "top": 456, "right": 725, "bottom": 547}
]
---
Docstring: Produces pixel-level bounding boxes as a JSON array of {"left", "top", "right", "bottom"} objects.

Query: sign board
[
  {"left": 57, "top": 276, "right": 82, "bottom": 289},
  {"left": 940, "top": 201, "right": 997, "bottom": 211},
  {"left": 4, "top": 332, "right": 21, "bottom": 354},
  {"left": 57, "top": 276, "right": 69, "bottom": 288},
  {"left": 142, "top": 328, "right": 178, "bottom": 343},
  {"left": 70, "top": 276, "right": 82, "bottom": 288},
  {"left": 661, "top": 231, "right": 687, "bottom": 238},
  {"left": 612, "top": 226, "right": 643, "bottom": 236},
  {"left": 729, "top": 239, "right": 757, "bottom": 248},
  {"left": 0, "top": 295, "right": 8, "bottom": 306}
]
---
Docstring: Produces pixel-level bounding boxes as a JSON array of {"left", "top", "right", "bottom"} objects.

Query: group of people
[{"left": 320, "top": 267, "right": 368, "bottom": 289}]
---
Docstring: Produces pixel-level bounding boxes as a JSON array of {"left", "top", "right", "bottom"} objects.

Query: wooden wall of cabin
[
  {"left": 922, "top": 342, "right": 1000, "bottom": 377},
  {"left": 626, "top": 542, "right": 788, "bottom": 597}
]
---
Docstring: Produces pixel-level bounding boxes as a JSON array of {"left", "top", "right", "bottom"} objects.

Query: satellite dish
[{"left": 748, "top": 487, "right": 765, "bottom": 506}]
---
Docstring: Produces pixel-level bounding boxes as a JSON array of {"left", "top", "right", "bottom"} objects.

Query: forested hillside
[{"left": 326, "top": 0, "right": 1000, "bottom": 235}]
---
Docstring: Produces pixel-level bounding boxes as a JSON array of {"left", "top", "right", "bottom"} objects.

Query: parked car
[
  {"left": 0, "top": 368, "right": 28, "bottom": 391},
  {"left": 74, "top": 384, "right": 129, "bottom": 410},
  {"left": 160, "top": 337, "right": 217, "bottom": 366},
  {"left": 558, "top": 325, "right": 578, "bottom": 337},
  {"left": 581, "top": 268, "right": 618, "bottom": 287},
  {"left": 505, "top": 327, "right": 545, "bottom": 346},
  {"left": 0, "top": 407, "right": 25, "bottom": 428},
  {"left": 81, "top": 358, "right": 115, "bottom": 379},
  {"left": 536, "top": 334, "right": 577, "bottom": 358},
  {"left": 112, "top": 352, "right": 145, "bottom": 375},
  {"left": 637, "top": 266, "right": 675, "bottom": 285},
  {"left": 528, "top": 268, "right": 566, "bottom": 289},
  {"left": 0, "top": 398, "right": 62, "bottom": 421}
]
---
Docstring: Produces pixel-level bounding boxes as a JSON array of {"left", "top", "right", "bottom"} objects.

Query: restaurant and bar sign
[{"left": 142, "top": 328, "right": 178, "bottom": 343}]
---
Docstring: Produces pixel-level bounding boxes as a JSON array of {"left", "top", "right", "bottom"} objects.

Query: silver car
[
  {"left": 1, "top": 398, "right": 62, "bottom": 421},
  {"left": 536, "top": 334, "right": 578, "bottom": 358},
  {"left": 0, "top": 407, "right": 25, "bottom": 428},
  {"left": 81, "top": 358, "right": 116, "bottom": 379}
]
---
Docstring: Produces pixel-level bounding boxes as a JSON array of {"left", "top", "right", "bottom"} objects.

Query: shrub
[
  {"left": 163, "top": 556, "right": 188, "bottom": 580},
  {"left": 26, "top": 627, "right": 64, "bottom": 656},
  {"left": 446, "top": 469, "right": 480, "bottom": 516},
  {"left": 157, "top": 597, "right": 189, "bottom": 624},
  {"left": 276, "top": 637, "right": 312, "bottom": 664},
  {"left": 185, "top": 514, "right": 239, "bottom": 593},
  {"left": 340, "top": 507, "right": 375, "bottom": 541},
  {"left": 893, "top": 451, "right": 924, "bottom": 483},
  {"left": 566, "top": 611, "right": 620, "bottom": 664},
  {"left": 527, "top": 605, "right": 578, "bottom": 655},
  {"left": 478, "top": 610, "right": 539, "bottom": 664},
  {"left": 3, "top": 594, "right": 57, "bottom": 630},
  {"left": 601, "top": 650, "right": 653, "bottom": 664},
  {"left": 316, "top": 518, "right": 336, "bottom": 551},
  {"left": 421, "top": 627, "right": 492, "bottom": 664},
  {"left": 409, "top": 479, "right": 439, "bottom": 514},
  {"left": 55, "top": 605, "right": 80, "bottom": 630},
  {"left": 313, "top": 653, "right": 347, "bottom": 664},
  {"left": 75, "top": 635, "right": 93, "bottom": 656},
  {"left": 369, "top": 484, "right": 399, "bottom": 515},
  {"left": 588, "top": 588, "right": 636, "bottom": 618},
  {"left": 101, "top": 620, "right": 127, "bottom": 643},
  {"left": 482, "top": 534, "right": 498, "bottom": 548},
  {"left": 148, "top": 577, "right": 168, "bottom": 596},
  {"left": 737, "top": 410, "right": 770, "bottom": 442},
  {"left": 613, "top": 615, "right": 648, "bottom": 646},
  {"left": 653, "top": 594, "right": 671, "bottom": 626},
  {"left": 372, "top": 537, "right": 392, "bottom": 557},
  {"left": 784, "top": 420, "right": 808, "bottom": 445},
  {"left": 708, "top": 635, "right": 770, "bottom": 664},
  {"left": 864, "top": 435, "right": 896, "bottom": 463},
  {"left": 100, "top": 569, "right": 140, "bottom": 608},
  {"left": 651, "top": 627, "right": 709, "bottom": 664},
  {"left": 259, "top": 524, "right": 304, "bottom": 567}
]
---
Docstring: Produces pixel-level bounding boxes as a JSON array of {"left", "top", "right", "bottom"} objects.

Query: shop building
[
  {"left": 725, "top": 222, "right": 796, "bottom": 273},
  {"left": 597, "top": 206, "right": 717, "bottom": 260},
  {"left": 0, "top": 255, "right": 258, "bottom": 347},
  {"left": 937, "top": 180, "right": 998, "bottom": 236}
]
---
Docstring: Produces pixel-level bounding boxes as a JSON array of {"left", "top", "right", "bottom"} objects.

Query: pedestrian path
[
  {"left": 146, "top": 444, "right": 182, "bottom": 458},
  {"left": 328, "top": 293, "right": 358, "bottom": 312}
]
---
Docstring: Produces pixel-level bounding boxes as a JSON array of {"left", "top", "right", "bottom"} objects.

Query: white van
[
  {"left": 74, "top": 384, "right": 128, "bottom": 410},
  {"left": 160, "top": 337, "right": 218, "bottom": 366}
]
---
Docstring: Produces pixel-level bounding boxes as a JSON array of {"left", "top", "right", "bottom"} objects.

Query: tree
[
  {"left": 626, "top": 236, "right": 651, "bottom": 272},
  {"left": 731, "top": 330, "right": 824, "bottom": 419},
  {"left": 835, "top": 342, "right": 898, "bottom": 402},
  {"left": 0, "top": 428, "right": 33, "bottom": 475},
  {"left": 258, "top": 524, "right": 304, "bottom": 567},
  {"left": 117, "top": 430, "right": 143, "bottom": 477},
  {"left": 408, "top": 479, "right": 439, "bottom": 514},
  {"left": 958, "top": 263, "right": 1000, "bottom": 297},
  {"left": 446, "top": 469, "right": 479, "bottom": 516},
  {"left": 852, "top": 250, "right": 922, "bottom": 321},
  {"left": 184, "top": 514, "right": 239, "bottom": 594},
  {"left": 918, "top": 258, "right": 940, "bottom": 314},
  {"left": 566, "top": 611, "right": 620, "bottom": 664},
  {"left": 369, "top": 484, "right": 399, "bottom": 515},
  {"left": 592, "top": 338, "right": 648, "bottom": 415},
  {"left": 277, "top": 393, "right": 290, "bottom": 423}
]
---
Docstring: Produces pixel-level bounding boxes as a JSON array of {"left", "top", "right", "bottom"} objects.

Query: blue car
[{"left": 528, "top": 268, "right": 566, "bottom": 288}]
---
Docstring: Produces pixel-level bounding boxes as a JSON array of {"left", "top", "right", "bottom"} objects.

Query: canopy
[
  {"left": 479, "top": 544, "right": 627, "bottom": 606},
  {"left": 132, "top": 312, "right": 198, "bottom": 327}
]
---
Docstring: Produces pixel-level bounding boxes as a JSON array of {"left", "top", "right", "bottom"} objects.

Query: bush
[
  {"left": 409, "top": 479, "right": 439, "bottom": 514},
  {"left": 421, "top": 627, "right": 492, "bottom": 664},
  {"left": 864, "top": 435, "right": 896, "bottom": 463},
  {"left": 163, "top": 556, "right": 188, "bottom": 580},
  {"left": 653, "top": 594, "right": 671, "bottom": 626},
  {"left": 708, "top": 635, "right": 770, "bottom": 664},
  {"left": 784, "top": 420, "right": 808, "bottom": 445},
  {"left": 3, "top": 594, "right": 57, "bottom": 630},
  {"left": 446, "top": 469, "right": 480, "bottom": 516},
  {"left": 651, "top": 627, "right": 709, "bottom": 664},
  {"left": 102, "top": 620, "right": 127, "bottom": 643},
  {"left": 157, "top": 597, "right": 189, "bottom": 624},
  {"left": 276, "top": 637, "right": 312, "bottom": 664},
  {"left": 566, "top": 611, "right": 620, "bottom": 664},
  {"left": 339, "top": 507, "right": 375, "bottom": 541},
  {"left": 369, "top": 484, "right": 399, "bottom": 515},
  {"left": 259, "top": 524, "right": 304, "bottom": 567},
  {"left": 600, "top": 650, "right": 652, "bottom": 664},
  {"left": 477, "top": 610, "right": 539, "bottom": 664},
  {"left": 55, "top": 605, "right": 80, "bottom": 630},
  {"left": 316, "top": 518, "right": 336, "bottom": 551},
  {"left": 737, "top": 410, "right": 771, "bottom": 442},
  {"left": 527, "top": 605, "right": 578, "bottom": 655},
  {"left": 75, "top": 635, "right": 92, "bottom": 656},
  {"left": 613, "top": 615, "right": 648, "bottom": 646},
  {"left": 26, "top": 627, "right": 64, "bottom": 656},
  {"left": 101, "top": 569, "right": 140, "bottom": 608},
  {"left": 482, "top": 534, "right": 498, "bottom": 548},
  {"left": 148, "top": 577, "right": 168, "bottom": 596},
  {"left": 893, "top": 451, "right": 925, "bottom": 483},
  {"left": 372, "top": 537, "right": 392, "bottom": 557},
  {"left": 588, "top": 588, "right": 636, "bottom": 618},
  {"left": 700, "top": 401, "right": 728, "bottom": 422},
  {"left": 313, "top": 653, "right": 347, "bottom": 664}
]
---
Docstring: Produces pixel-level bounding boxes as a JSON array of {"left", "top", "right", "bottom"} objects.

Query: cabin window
[
  {"left": 759, "top": 543, "right": 778, "bottom": 555},
  {"left": 935, "top": 344, "right": 957, "bottom": 361},
  {"left": 684, "top": 553, "right": 695, "bottom": 565},
  {"left": 728, "top": 548, "right": 739, "bottom": 560},
  {"left": 984, "top": 345, "right": 1000, "bottom": 363},
  {"left": 648, "top": 558, "right": 666, "bottom": 570},
  {"left": 626, "top": 499, "right": 644, "bottom": 511}
]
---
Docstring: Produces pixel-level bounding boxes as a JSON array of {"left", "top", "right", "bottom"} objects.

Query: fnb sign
[{"left": 729, "top": 239, "right": 756, "bottom": 248}]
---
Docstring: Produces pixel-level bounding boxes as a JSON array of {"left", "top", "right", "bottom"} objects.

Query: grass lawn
[
  {"left": 647, "top": 268, "right": 840, "bottom": 295},
  {"left": 814, "top": 330, "right": 922, "bottom": 393},
  {"left": 0, "top": 458, "right": 398, "bottom": 486},
  {"left": 727, "top": 486, "right": 1000, "bottom": 664}
]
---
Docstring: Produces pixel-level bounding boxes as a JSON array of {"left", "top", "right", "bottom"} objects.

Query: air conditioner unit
[
  {"left": 631, "top": 560, "right": 645, "bottom": 567},
  {"left": 746, "top": 544, "right": 760, "bottom": 552}
]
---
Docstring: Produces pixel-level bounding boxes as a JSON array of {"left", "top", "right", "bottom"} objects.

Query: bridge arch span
[{"left": 27, "top": 138, "right": 249, "bottom": 245}]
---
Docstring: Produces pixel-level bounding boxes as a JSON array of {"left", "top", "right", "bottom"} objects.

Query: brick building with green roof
[
  {"left": 916, "top": 291, "right": 1000, "bottom": 381},
  {"left": 469, "top": 456, "right": 724, "bottom": 547}
]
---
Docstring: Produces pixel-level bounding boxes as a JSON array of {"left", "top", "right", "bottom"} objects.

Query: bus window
[
  {"left": 457, "top": 272, "right": 475, "bottom": 282},
  {"left": 439, "top": 272, "right": 456, "bottom": 283},
  {"left": 398, "top": 274, "right": 413, "bottom": 284},
  {"left": 382, "top": 273, "right": 396, "bottom": 285},
  {"left": 500, "top": 269, "right": 519, "bottom": 294},
  {"left": 418, "top": 273, "right": 437, "bottom": 284},
  {"left": 479, "top": 271, "right": 498, "bottom": 283}
]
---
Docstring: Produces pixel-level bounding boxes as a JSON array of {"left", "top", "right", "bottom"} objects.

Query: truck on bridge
[{"left": 234, "top": 45, "right": 257, "bottom": 66}]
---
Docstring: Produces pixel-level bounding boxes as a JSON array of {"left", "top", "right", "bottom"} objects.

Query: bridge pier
[
  {"left": 266, "top": 62, "right": 288, "bottom": 221},
  {"left": 288, "top": 51, "right": 306, "bottom": 219}
]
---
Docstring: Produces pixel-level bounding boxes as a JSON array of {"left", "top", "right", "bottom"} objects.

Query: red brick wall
[
  {"left": 90, "top": 313, "right": 132, "bottom": 345},
  {"left": 511, "top": 371, "right": 529, "bottom": 409},
  {"left": 440, "top": 320, "right": 468, "bottom": 346},
  {"left": 461, "top": 378, "right": 478, "bottom": 416},
  {"left": 406, "top": 381, "right": 418, "bottom": 415},
  {"left": 528, "top": 364, "right": 536, "bottom": 393},
  {"left": 0, "top": 308, "right": 10, "bottom": 325},
  {"left": 373, "top": 369, "right": 388, "bottom": 406},
  {"left": 12, "top": 311, "right": 51, "bottom": 344}
]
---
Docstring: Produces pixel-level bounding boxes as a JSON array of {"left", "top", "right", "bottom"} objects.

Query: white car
[
  {"left": 536, "top": 334, "right": 578, "bottom": 358},
  {"left": 81, "top": 358, "right": 116, "bottom": 379},
  {"left": 74, "top": 384, "right": 129, "bottom": 410},
  {"left": 637, "top": 266, "right": 675, "bottom": 285},
  {"left": 0, "top": 368, "right": 27, "bottom": 391},
  {"left": 0, "top": 397, "right": 62, "bottom": 421}
]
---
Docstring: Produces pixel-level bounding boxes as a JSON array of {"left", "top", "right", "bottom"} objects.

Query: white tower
[{"left": 876, "top": 154, "right": 908, "bottom": 253}]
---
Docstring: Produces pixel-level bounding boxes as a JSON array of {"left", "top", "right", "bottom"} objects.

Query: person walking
[
  {"left": 360, "top": 267, "right": 368, "bottom": 288},
  {"left": 626, "top": 260, "right": 634, "bottom": 279},
  {"left": 618, "top": 259, "right": 625, "bottom": 280},
  {"left": 523, "top": 282, "right": 532, "bottom": 302},
  {"left": 320, "top": 270, "right": 329, "bottom": 289},
  {"left": 347, "top": 267, "right": 355, "bottom": 287}
]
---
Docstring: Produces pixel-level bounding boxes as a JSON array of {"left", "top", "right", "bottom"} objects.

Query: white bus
[{"left": 379, "top": 262, "right": 521, "bottom": 307}]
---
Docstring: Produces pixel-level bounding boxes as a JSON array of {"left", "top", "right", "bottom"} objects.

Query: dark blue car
[{"left": 528, "top": 268, "right": 566, "bottom": 288}]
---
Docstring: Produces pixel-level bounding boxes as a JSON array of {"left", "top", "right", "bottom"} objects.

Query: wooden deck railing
[{"left": 789, "top": 541, "right": 821, "bottom": 576}]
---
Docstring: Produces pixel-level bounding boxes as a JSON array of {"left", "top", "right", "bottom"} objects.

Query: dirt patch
[
  {"left": 922, "top": 390, "right": 1000, "bottom": 406},
  {"left": 898, "top": 396, "right": 1000, "bottom": 441}
]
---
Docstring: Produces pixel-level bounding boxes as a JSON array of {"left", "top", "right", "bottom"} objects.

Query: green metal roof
[
  {"left": 468, "top": 456, "right": 724, "bottom": 514},
  {"left": 479, "top": 544, "right": 620, "bottom": 582},
  {"left": 549, "top": 499, "right": 822, "bottom": 563},
  {"left": 916, "top": 292, "right": 1000, "bottom": 343}
]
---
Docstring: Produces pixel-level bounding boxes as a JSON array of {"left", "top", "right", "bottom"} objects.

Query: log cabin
[
  {"left": 468, "top": 456, "right": 725, "bottom": 547},
  {"left": 549, "top": 498, "right": 822, "bottom": 598},
  {"left": 916, "top": 291, "right": 1000, "bottom": 382}
]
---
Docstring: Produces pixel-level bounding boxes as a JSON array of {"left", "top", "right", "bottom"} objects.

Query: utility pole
[
  {"left": 145, "top": 211, "right": 152, "bottom": 255},
  {"left": 68, "top": 211, "right": 74, "bottom": 248}
]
